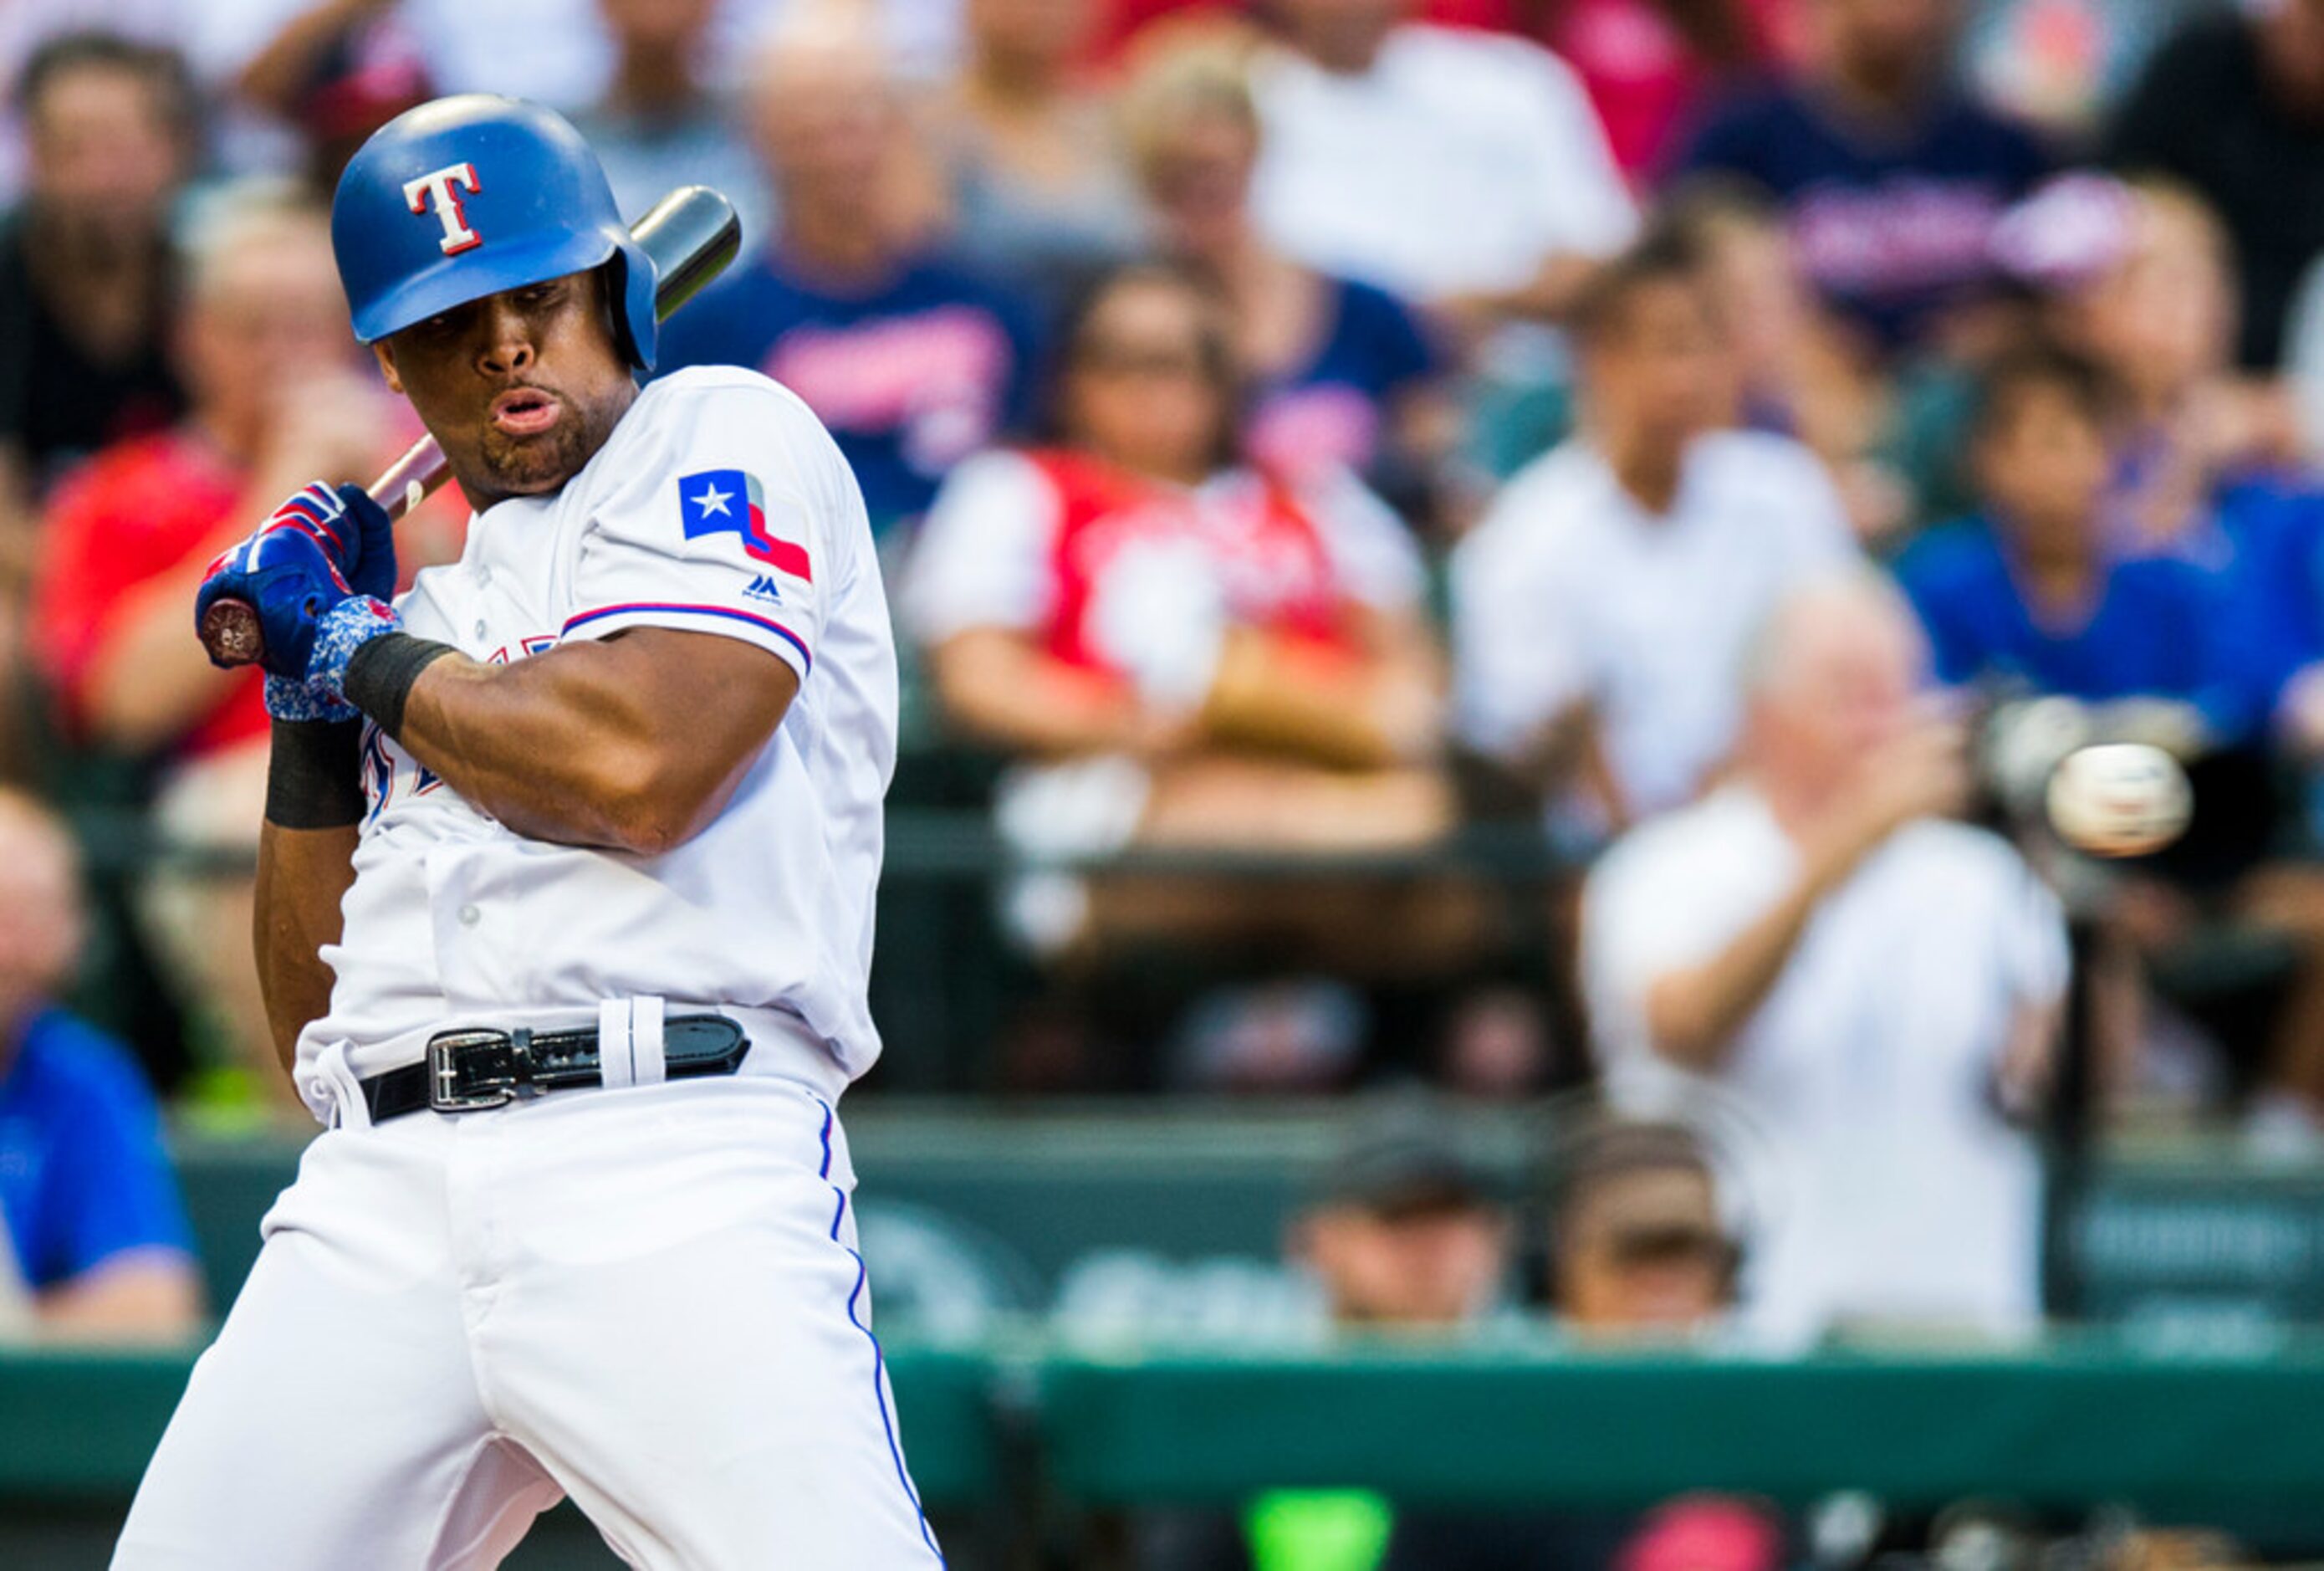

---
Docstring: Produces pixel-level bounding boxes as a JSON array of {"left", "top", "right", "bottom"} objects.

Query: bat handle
[
  {"left": 199, "top": 597, "right": 266, "bottom": 669},
  {"left": 195, "top": 438, "right": 447, "bottom": 670}
]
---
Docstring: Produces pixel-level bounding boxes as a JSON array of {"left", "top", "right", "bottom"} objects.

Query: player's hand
[{"left": 196, "top": 516, "right": 358, "bottom": 682}]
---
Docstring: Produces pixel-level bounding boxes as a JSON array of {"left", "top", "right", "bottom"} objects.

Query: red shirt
[
  {"left": 1029, "top": 448, "right": 1356, "bottom": 678},
  {"left": 33, "top": 430, "right": 268, "bottom": 759}
]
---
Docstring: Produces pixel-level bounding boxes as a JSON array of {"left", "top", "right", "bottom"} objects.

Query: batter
[{"left": 115, "top": 96, "right": 936, "bottom": 1568}]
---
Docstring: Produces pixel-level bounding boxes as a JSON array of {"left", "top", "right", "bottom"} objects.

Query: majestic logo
[
  {"left": 743, "top": 575, "right": 784, "bottom": 605},
  {"left": 679, "top": 469, "right": 813, "bottom": 582},
  {"left": 403, "top": 162, "right": 483, "bottom": 255}
]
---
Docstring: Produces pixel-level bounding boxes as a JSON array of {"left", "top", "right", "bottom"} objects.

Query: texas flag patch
[{"left": 678, "top": 468, "right": 812, "bottom": 582}]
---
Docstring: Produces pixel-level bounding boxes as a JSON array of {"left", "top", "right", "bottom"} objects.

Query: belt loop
[
  {"left": 304, "top": 1041, "right": 370, "bottom": 1131},
  {"left": 597, "top": 998, "right": 635, "bottom": 1090},
  {"left": 631, "top": 996, "right": 667, "bottom": 1086}
]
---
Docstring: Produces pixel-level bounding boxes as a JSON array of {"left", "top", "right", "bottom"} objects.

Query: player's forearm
[
  {"left": 385, "top": 632, "right": 793, "bottom": 856},
  {"left": 255, "top": 820, "right": 359, "bottom": 1078}
]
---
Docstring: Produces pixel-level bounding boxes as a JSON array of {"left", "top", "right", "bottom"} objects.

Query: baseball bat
[{"left": 197, "top": 185, "right": 743, "bottom": 669}]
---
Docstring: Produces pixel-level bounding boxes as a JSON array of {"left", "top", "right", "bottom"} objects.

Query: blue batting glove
[
  {"left": 333, "top": 482, "right": 399, "bottom": 603},
  {"left": 262, "top": 673, "right": 359, "bottom": 724},
  {"left": 196, "top": 522, "right": 357, "bottom": 681}
]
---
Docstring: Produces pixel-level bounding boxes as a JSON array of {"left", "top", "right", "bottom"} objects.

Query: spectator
[
  {"left": 1543, "top": 1115, "right": 1740, "bottom": 1342},
  {"left": 0, "top": 32, "right": 192, "bottom": 526},
  {"left": 568, "top": 0, "right": 770, "bottom": 256},
  {"left": 223, "top": 0, "right": 435, "bottom": 195},
  {"left": 1895, "top": 344, "right": 2273, "bottom": 745},
  {"left": 1583, "top": 571, "right": 2066, "bottom": 1343},
  {"left": 1898, "top": 345, "right": 2324, "bottom": 1129},
  {"left": 656, "top": 13, "right": 1039, "bottom": 535},
  {"left": 0, "top": 787, "right": 201, "bottom": 1342},
  {"left": 1249, "top": 0, "right": 1637, "bottom": 335},
  {"left": 903, "top": 261, "right": 1457, "bottom": 974},
  {"left": 32, "top": 190, "right": 406, "bottom": 1109},
  {"left": 1434, "top": 0, "right": 1791, "bottom": 184},
  {"left": 1675, "top": 0, "right": 2051, "bottom": 354},
  {"left": 1121, "top": 37, "right": 1456, "bottom": 509},
  {"left": 926, "top": 0, "right": 1143, "bottom": 304},
  {"left": 2105, "top": 0, "right": 2324, "bottom": 372},
  {"left": 1135, "top": 1096, "right": 1512, "bottom": 1571},
  {"left": 1453, "top": 230, "right": 1856, "bottom": 841},
  {"left": 1296, "top": 1098, "right": 1513, "bottom": 1328},
  {"left": 1662, "top": 178, "right": 1906, "bottom": 544},
  {"left": 1377, "top": 1123, "right": 1785, "bottom": 1569}
]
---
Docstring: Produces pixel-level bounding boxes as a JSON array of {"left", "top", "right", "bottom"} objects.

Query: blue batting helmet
[{"left": 331, "top": 95, "right": 658, "bottom": 371}]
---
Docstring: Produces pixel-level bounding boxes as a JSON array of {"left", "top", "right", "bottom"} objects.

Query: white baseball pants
[{"left": 114, "top": 1074, "right": 942, "bottom": 1568}]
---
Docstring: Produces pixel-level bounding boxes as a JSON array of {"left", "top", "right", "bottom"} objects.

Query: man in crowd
[
  {"left": 0, "top": 32, "right": 191, "bottom": 526},
  {"left": 569, "top": 0, "right": 769, "bottom": 257},
  {"left": 33, "top": 190, "right": 407, "bottom": 1107},
  {"left": 1543, "top": 1115, "right": 1740, "bottom": 1341},
  {"left": 1676, "top": 0, "right": 2051, "bottom": 354},
  {"left": 656, "top": 12, "right": 1039, "bottom": 536},
  {"left": 2107, "top": 0, "right": 2324, "bottom": 373},
  {"left": 1453, "top": 230, "right": 1856, "bottom": 841},
  {"left": 1249, "top": 0, "right": 1637, "bottom": 336},
  {"left": 0, "top": 787, "right": 201, "bottom": 1341},
  {"left": 1582, "top": 572, "right": 2066, "bottom": 1343}
]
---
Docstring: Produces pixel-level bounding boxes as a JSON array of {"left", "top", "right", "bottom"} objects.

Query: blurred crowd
[{"left": 13, "top": 0, "right": 2324, "bottom": 1373}]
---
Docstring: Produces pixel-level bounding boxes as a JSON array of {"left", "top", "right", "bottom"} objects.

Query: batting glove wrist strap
[
  {"left": 306, "top": 596, "right": 405, "bottom": 706},
  {"left": 264, "top": 716, "right": 365, "bottom": 829},
  {"left": 342, "top": 629, "right": 458, "bottom": 741}
]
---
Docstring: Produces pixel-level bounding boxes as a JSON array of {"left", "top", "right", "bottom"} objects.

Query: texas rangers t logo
[
  {"left": 680, "top": 469, "right": 813, "bottom": 582},
  {"left": 403, "top": 162, "right": 483, "bottom": 255}
]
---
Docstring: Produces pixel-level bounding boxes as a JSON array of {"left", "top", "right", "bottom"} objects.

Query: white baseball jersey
[{"left": 296, "top": 365, "right": 898, "bottom": 1113}]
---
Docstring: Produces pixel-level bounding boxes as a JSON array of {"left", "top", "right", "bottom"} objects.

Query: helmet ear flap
[{"left": 601, "top": 240, "right": 659, "bottom": 373}]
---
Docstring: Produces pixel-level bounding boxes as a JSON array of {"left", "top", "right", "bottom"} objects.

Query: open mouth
[{"left": 489, "top": 386, "right": 563, "bottom": 438}]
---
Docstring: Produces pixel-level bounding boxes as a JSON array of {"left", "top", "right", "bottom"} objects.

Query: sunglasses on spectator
[
  {"left": 1073, "top": 340, "right": 1214, "bottom": 384},
  {"left": 1604, "top": 1224, "right": 1739, "bottom": 1276}
]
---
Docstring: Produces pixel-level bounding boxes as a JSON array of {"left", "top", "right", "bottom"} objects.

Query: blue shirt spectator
[
  {"left": 656, "top": 255, "right": 1039, "bottom": 534},
  {"left": 1677, "top": 86, "right": 2049, "bottom": 351},
  {"left": 1896, "top": 517, "right": 2274, "bottom": 743},
  {"left": 0, "top": 1006, "right": 193, "bottom": 1294},
  {"left": 1246, "top": 276, "right": 1439, "bottom": 480}
]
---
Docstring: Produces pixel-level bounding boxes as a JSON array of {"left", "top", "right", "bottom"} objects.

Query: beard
[{"left": 470, "top": 379, "right": 631, "bottom": 499}]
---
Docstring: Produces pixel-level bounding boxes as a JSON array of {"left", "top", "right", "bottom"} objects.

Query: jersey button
[
  {"left": 476, "top": 566, "right": 493, "bottom": 588},
  {"left": 472, "top": 620, "right": 488, "bottom": 640},
  {"left": 457, "top": 903, "right": 481, "bottom": 927}
]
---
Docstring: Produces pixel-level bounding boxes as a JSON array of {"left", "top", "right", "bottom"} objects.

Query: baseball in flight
[{"left": 2046, "top": 743, "right": 2194, "bottom": 858}]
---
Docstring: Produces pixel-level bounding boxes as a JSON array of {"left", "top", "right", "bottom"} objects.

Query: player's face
[{"left": 375, "top": 267, "right": 637, "bottom": 510}]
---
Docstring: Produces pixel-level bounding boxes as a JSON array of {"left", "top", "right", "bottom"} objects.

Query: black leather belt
[{"left": 360, "top": 1015, "right": 751, "bottom": 1123}]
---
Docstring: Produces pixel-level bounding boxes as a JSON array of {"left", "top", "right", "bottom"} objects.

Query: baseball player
[{"left": 114, "top": 97, "right": 937, "bottom": 1568}]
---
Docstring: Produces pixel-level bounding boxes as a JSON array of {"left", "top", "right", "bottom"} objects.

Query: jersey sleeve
[
  {"left": 564, "top": 381, "right": 849, "bottom": 683},
  {"left": 898, "top": 448, "right": 1062, "bottom": 647}
]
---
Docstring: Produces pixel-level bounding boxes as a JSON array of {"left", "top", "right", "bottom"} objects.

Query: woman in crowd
[
  {"left": 1121, "top": 38, "right": 1460, "bottom": 528},
  {"left": 902, "top": 260, "right": 1463, "bottom": 977}
]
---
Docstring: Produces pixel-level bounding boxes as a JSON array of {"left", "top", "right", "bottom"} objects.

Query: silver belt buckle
[{"left": 427, "top": 1030, "right": 521, "bottom": 1113}]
